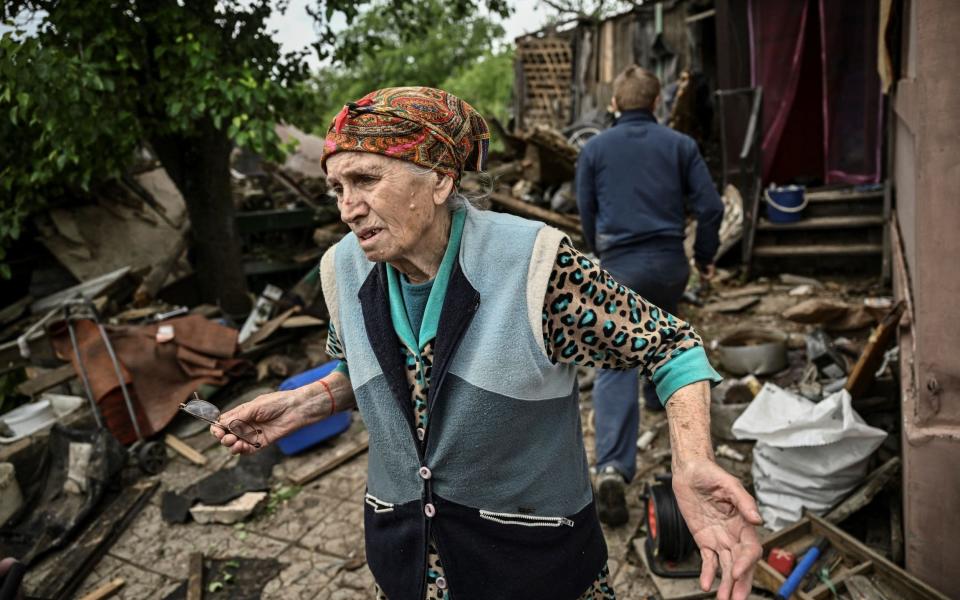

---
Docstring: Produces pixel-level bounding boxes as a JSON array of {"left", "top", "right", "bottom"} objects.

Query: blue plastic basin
[
  {"left": 765, "top": 185, "right": 807, "bottom": 223},
  {"left": 275, "top": 360, "right": 351, "bottom": 456}
]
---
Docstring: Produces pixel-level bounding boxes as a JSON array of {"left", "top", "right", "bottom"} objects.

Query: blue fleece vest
[{"left": 320, "top": 206, "right": 606, "bottom": 600}]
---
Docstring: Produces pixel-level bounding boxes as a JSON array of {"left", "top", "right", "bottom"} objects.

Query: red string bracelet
[{"left": 320, "top": 379, "right": 335, "bottom": 417}]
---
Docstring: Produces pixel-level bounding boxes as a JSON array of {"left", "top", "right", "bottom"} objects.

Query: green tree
[
  {"left": 440, "top": 48, "right": 515, "bottom": 127},
  {"left": 0, "top": 0, "right": 508, "bottom": 313},
  {"left": 308, "top": 0, "right": 508, "bottom": 128}
]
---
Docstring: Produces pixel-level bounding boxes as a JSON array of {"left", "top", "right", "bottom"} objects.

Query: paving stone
[
  {"left": 300, "top": 496, "right": 365, "bottom": 558},
  {"left": 299, "top": 454, "right": 368, "bottom": 502},
  {"left": 153, "top": 455, "right": 211, "bottom": 495},
  {"left": 247, "top": 488, "right": 344, "bottom": 542},
  {"left": 327, "top": 565, "right": 377, "bottom": 600},
  {"left": 73, "top": 554, "right": 176, "bottom": 600},
  {"left": 611, "top": 561, "right": 659, "bottom": 599},
  {"left": 109, "top": 502, "right": 288, "bottom": 580},
  {"left": 261, "top": 544, "right": 341, "bottom": 600}
]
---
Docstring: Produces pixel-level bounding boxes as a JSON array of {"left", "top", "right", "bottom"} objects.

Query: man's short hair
[{"left": 613, "top": 66, "right": 661, "bottom": 111}]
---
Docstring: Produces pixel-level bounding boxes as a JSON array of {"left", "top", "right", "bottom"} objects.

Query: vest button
[
  {"left": 424, "top": 503, "right": 436, "bottom": 518},
  {"left": 416, "top": 427, "right": 426, "bottom": 441},
  {"left": 418, "top": 466, "right": 432, "bottom": 480},
  {"left": 436, "top": 576, "right": 448, "bottom": 590}
]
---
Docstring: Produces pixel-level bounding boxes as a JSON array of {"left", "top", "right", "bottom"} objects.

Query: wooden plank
[
  {"left": 165, "top": 433, "right": 207, "bottom": 466},
  {"left": 845, "top": 574, "right": 891, "bottom": 600},
  {"left": 187, "top": 552, "right": 204, "bottom": 600},
  {"left": 844, "top": 302, "right": 906, "bottom": 399},
  {"left": 805, "top": 188, "right": 884, "bottom": 202},
  {"left": 16, "top": 363, "right": 76, "bottom": 397},
  {"left": 806, "top": 513, "right": 949, "bottom": 600},
  {"left": 77, "top": 578, "right": 125, "bottom": 600},
  {"left": 486, "top": 191, "right": 581, "bottom": 232},
  {"left": 33, "top": 480, "right": 158, "bottom": 600},
  {"left": 756, "top": 215, "right": 885, "bottom": 230},
  {"left": 825, "top": 457, "right": 901, "bottom": 524},
  {"left": 716, "top": 283, "right": 771, "bottom": 298},
  {"left": 808, "top": 562, "right": 873, "bottom": 599},
  {"left": 752, "top": 243, "right": 882, "bottom": 257},
  {"left": 287, "top": 432, "right": 369, "bottom": 486}
]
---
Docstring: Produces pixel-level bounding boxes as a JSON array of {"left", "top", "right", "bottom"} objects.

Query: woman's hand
[
  {"left": 672, "top": 458, "right": 763, "bottom": 600},
  {"left": 212, "top": 371, "right": 355, "bottom": 455},
  {"left": 665, "top": 381, "right": 762, "bottom": 600},
  {"left": 211, "top": 389, "right": 309, "bottom": 455}
]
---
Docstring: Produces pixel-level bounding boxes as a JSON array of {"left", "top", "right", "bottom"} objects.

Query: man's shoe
[{"left": 596, "top": 466, "right": 629, "bottom": 527}]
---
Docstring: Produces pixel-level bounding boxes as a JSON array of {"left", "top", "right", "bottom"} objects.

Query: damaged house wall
[
  {"left": 890, "top": 0, "right": 960, "bottom": 596},
  {"left": 513, "top": 1, "right": 694, "bottom": 132}
]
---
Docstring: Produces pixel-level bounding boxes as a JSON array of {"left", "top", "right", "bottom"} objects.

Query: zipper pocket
[
  {"left": 478, "top": 509, "right": 574, "bottom": 528},
  {"left": 364, "top": 493, "right": 395, "bottom": 514}
]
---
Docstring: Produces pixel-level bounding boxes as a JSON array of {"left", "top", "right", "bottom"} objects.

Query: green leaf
[
  {"left": 169, "top": 101, "right": 182, "bottom": 117},
  {"left": 16, "top": 92, "right": 28, "bottom": 109},
  {"left": 9, "top": 106, "right": 17, "bottom": 125},
  {"left": 224, "top": 560, "right": 240, "bottom": 569},
  {"left": 208, "top": 581, "right": 224, "bottom": 593},
  {"left": 223, "top": 573, "right": 234, "bottom": 583}
]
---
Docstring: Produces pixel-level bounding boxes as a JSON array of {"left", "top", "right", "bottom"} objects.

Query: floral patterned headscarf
[{"left": 320, "top": 87, "right": 490, "bottom": 182}]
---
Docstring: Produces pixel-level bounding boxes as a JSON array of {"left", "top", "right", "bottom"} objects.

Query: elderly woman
[{"left": 213, "top": 87, "right": 761, "bottom": 600}]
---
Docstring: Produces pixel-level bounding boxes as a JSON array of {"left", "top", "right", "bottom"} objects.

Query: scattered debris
[
  {"left": 755, "top": 513, "right": 949, "bottom": 600},
  {"left": 784, "top": 298, "right": 875, "bottom": 331},
  {"left": 715, "top": 444, "right": 746, "bottom": 462},
  {"left": 29, "top": 480, "right": 157, "bottom": 600},
  {"left": 0, "top": 463, "right": 23, "bottom": 526},
  {"left": 189, "top": 491, "right": 268, "bottom": 525},
  {"left": 844, "top": 301, "right": 906, "bottom": 400}
]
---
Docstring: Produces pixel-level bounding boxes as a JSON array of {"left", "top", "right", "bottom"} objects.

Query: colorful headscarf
[{"left": 320, "top": 87, "right": 490, "bottom": 182}]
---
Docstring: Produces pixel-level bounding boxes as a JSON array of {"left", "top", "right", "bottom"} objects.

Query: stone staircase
[{"left": 750, "top": 186, "right": 887, "bottom": 274}]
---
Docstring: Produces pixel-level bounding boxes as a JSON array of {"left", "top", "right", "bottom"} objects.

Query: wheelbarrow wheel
[{"left": 137, "top": 441, "right": 167, "bottom": 475}]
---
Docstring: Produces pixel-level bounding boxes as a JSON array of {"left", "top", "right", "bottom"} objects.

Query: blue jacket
[{"left": 575, "top": 109, "right": 724, "bottom": 266}]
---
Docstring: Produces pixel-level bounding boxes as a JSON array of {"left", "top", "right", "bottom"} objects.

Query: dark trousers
[{"left": 593, "top": 244, "right": 689, "bottom": 481}]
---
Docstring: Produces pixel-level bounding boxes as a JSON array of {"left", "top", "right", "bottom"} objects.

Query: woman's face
[{"left": 326, "top": 152, "right": 452, "bottom": 264}]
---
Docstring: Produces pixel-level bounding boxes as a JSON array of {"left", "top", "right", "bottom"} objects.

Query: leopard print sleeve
[{"left": 541, "top": 239, "right": 704, "bottom": 376}]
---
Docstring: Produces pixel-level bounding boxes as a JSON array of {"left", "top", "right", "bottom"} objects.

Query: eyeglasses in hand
[{"left": 179, "top": 393, "right": 263, "bottom": 448}]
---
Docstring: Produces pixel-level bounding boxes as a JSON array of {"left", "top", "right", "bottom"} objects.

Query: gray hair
[{"left": 403, "top": 162, "right": 491, "bottom": 211}]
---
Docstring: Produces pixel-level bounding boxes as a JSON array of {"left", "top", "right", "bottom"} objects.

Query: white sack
[{"left": 732, "top": 383, "right": 886, "bottom": 529}]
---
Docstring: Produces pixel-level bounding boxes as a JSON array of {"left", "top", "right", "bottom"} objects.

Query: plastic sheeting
[{"left": 732, "top": 383, "right": 886, "bottom": 529}]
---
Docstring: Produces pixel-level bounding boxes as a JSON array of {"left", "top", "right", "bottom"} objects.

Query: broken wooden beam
[
  {"left": 32, "top": 480, "right": 158, "bottom": 600},
  {"left": 825, "top": 457, "right": 901, "bottom": 524},
  {"left": 76, "top": 578, "right": 125, "bottom": 600},
  {"left": 187, "top": 553, "right": 203, "bottom": 600},
  {"left": 16, "top": 363, "right": 76, "bottom": 398},
  {"left": 486, "top": 191, "right": 581, "bottom": 233},
  {"left": 845, "top": 301, "right": 906, "bottom": 399},
  {"left": 287, "top": 432, "right": 369, "bottom": 486},
  {"left": 165, "top": 433, "right": 207, "bottom": 466}
]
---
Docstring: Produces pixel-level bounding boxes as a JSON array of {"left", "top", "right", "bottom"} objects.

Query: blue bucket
[
  {"left": 765, "top": 185, "right": 807, "bottom": 223},
  {"left": 275, "top": 360, "right": 352, "bottom": 456}
]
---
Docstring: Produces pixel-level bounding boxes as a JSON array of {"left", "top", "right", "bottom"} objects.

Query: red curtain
[
  {"left": 819, "top": 0, "right": 883, "bottom": 184},
  {"left": 749, "top": 0, "right": 882, "bottom": 185}
]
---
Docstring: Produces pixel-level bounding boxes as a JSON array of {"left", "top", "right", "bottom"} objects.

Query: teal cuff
[
  {"left": 652, "top": 346, "right": 722, "bottom": 406},
  {"left": 334, "top": 360, "right": 349, "bottom": 377}
]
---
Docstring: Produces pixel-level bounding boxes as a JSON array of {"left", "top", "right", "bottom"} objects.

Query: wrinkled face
[{"left": 326, "top": 152, "right": 451, "bottom": 263}]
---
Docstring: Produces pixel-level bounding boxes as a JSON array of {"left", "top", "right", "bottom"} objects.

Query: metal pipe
[
  {"left": 95, "top": 322, "right": 144, "bottom": 443},
  {"left": 64, "top": 313, "right": 104, "bottom": 430}
]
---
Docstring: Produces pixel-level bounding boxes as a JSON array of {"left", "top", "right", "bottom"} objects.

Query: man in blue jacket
[{"left": 576, "top": 65, "right": 724, "bottom": 526}]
